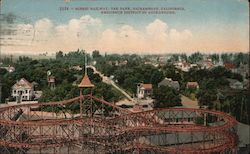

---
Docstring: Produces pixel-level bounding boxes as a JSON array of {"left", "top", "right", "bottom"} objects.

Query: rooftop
[
  {"left": 12, "top": 78, "right": 33, "bottom": 89},
  {"left": 78, "top": 74, "right": 94, "bottom": 88},
  {"left": 141, "top": 84, "right": 152, "bottom": 90}
]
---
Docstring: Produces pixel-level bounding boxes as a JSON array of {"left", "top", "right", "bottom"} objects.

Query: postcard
[{"left": 0, "top": 0, "right": 249, "bottom": 154}]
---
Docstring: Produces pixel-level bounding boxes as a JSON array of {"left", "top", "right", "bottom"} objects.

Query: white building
[
  {"left": 12, "top": 78, "right": 34, "bottom": 102},
  {"left": 137, "top": 83, "right": 153, "bottom": 99},
  {"left": 174, "top": 61, "right": 191, "bottom": 72},
  {"left": 0, "top": 65, "right": 15, "bottom": 73}
]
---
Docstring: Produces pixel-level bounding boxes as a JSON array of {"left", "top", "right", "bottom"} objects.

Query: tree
[
  {"left": 2, "top": 57, "right": 12, "bottom": 65},
  {"left": 92, "top": 50, "right": 102, "bottom": 59},
  {"left": 162, "top": 64, "right": 182, "bottom": 82},
  {"left": 123, "top": 76, "right": 139, "bottom": 94},
  {"left": 0, "top": 68, "right": 7, "bottom": 76},
  {"left": 196, "top": 79, "right": 217, "bottom": 108},
  {"left": 17, "top": 56, "right": 32, "bottom": 63},
  {"left": 211, "top": 54, "right": 219, "bottom": 64},
  {"left": 233, "top": 52, "right": 249, "bottom": 65},
  {"left": 93, "top": 82, "right": 122, "bottom": 102},
  {"left": 150, "top": 70, "right": 164, "bottom": 86},
  {"left": 56, "top": 51, "right": 64, "bottom": 59},
  {"left": 153, "top": 86, "right": 181, "bottom": 108},
  {"left": 170, "top": 54, "right": 179, "bottom": 62},
  {"left": 210, "top": 66, "right": 231, "bottom": 78},
  {"left": 188, "top": 52, "right": 203, "bottom": 63},
  {"left": 87, "top": 68, "right": 102, "bottom": 83},
  {"left": 221, "top": 53, "right": 232, "bottom": 63},
  {"left": 180, "top": 53, "right": 188, "bottom": 61}
]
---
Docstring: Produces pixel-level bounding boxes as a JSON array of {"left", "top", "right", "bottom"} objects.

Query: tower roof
[{"left": 78, "top": 74, "right": 94, "bottom": 88}]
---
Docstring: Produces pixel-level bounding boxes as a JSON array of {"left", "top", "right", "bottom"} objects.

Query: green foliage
[
  {"left": 1, "top": 56, "right": 13, "bottom": 65},
  {"left": 180, "top": 54, "right": 188, "bottom": 61},
  {"left": 0, "top": 68, "right": 7, "bottom": 76},
  {"left": 93, "top": 82, "right": 123, "bottom": 102},
  {"left": 56, "top": 51, "right": 64, "bottom": 59},
  {"left": 95, "top": 54, "right": 164, "bottom": 95},
  {"left": 1, "top": 76, "right": 16, "bottom": 103},
  {"left": 219, "top": 52, "right": 249, "bottom": 65},
  {"left": 39, "top": 84, "right": 79, "bottom": 102},
  {"left": 153, "top": 86, "right": 181, "bottom": 108},
  {"left": 219, "top": 90, "right": 249, "bottom": 124},
  {"left": 210, "top": 54, "right": 219, "bottom": 63},
  {"left": 161, "top": 64, "right": 182, "bottom": 82},
  {"left": 196, "top": 79, "right": 217, "bottom": 108},
  {"left": 183, "top": 66, "right": 242, "bottom": 90},
  {"left": 183, "top": 88, "right": 198, "bottom": 100},
  {"left": 1, "top": 50, "right": 123, "bottom": 105},
  {"left": 17, "top": 56, "right": 32, "bottom": 63},
  {"left": 92, "top": 50, "right": 102, "bottom": 59},
  {"left": 170, "top": 54, "right": 179, "bottom": 62},
  {"left": 38, "top": 56, "right": 122, "bottom": 104},
  {"left": 188, "top": 52, "right": 203, "bottom": 63},
  {"left": 233, "top": 52, "right": 249, "bottom": 65},
  {"left": 183, "top": 68, "right": 209, "bottom": 83},
  {"left": 150, "top": 70, "right": 164, "bottom": 86}
]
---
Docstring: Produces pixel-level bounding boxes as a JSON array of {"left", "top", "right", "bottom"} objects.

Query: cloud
[
  {"left": 98, "top": 25, "right": 146, "bottom": 53},
  {"left": 53, "top": 15, "right": 102, "bottom": 50},
  {"left": 145, "top": 19, "right": 168, "bottom": 47},
  {"left": 35, "top": 18, "right": 53, "bottom": 30},
  {"left": 2, "top": 16, "right": 194, "bottom": 54},
  {"left": 146, "top": 19, "right": 168, "bottom": 36},
  {"left": 34, "top": 18, "right": 54, "bottom": 42},
  {"left": 97, "top": 19, "right": 193, "bottom": 53},
  {"left": 169, "top": 29, "right": 192, "bottom": 41}
]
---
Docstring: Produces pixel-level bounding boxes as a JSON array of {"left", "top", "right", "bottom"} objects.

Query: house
[
  {"left": 119, "top": 60, "right": 128, "bottom": 65},
  {"left": 144, "top": 61, "right": 152, "bottom": 65},
  {"left": 70, "top": 65, "right": 82, "bottom": 71},
  {"left": 12, "top": 78, "right": 34, "bottom": 102},
  {"left": 227, "top": 79, "right": 243, "bottom": 90},
  {"left": 224, "top": 63, "right": 237, "bottom": 73},
  {"left": 137, "top": 83, "right": 153, "bottom": 99},
  {"left": 198, "top": 60, "right": 214, "bottom": 69},
  {"left": 158, "top": 78, "right": 180, "bottom": 91},
  {"left": 186, "top": 82, "right": 199, "bottom": 89},
  {"left": 174, "top": 61, "right": 191, "bottom": 72},
  {"left": 224, "top": 63, "right": 236, "bottom": 69},
  {"left": 7, "top": 65, "right": 15, "bottom": 73},
  {"left": 107, "top": 61, "right": 113, "bottom": 65},
  {"left": 1, "top": 65, "right": 15, "bottom": 73}
]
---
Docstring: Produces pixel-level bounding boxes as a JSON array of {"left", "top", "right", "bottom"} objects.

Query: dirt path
[
  {"left": 181, "top": 95, "right": 199, "bottom": 108},
  {"left": 87, "top": 65, "right": 135, "bottom": 102}
]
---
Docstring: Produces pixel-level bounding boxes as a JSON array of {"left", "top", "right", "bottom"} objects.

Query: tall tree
[
  {"left": 56, "top": 51, "right": 64, "bottom": 59},
  {"left": 92, "top": 50, "right": 102, "bottom": 59},
  {"left": 153, "top": 86, "right": 181, "bottom": 108},
  {"left": 188, "top": 52, "right": 203, "bottom": 63}
]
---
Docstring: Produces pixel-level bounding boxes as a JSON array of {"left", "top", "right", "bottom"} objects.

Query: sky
[{"left": 0, "top": 0, "right": 249, "bottom": 55}]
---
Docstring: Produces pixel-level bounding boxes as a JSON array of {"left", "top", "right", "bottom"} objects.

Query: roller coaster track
[{"left": 0, "top": 95, "right": 238, "bottom": 154}]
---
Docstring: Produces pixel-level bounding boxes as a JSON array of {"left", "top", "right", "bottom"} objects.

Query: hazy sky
[{"left": 0, "top": 0, "right": 249, "bottom": 54}]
